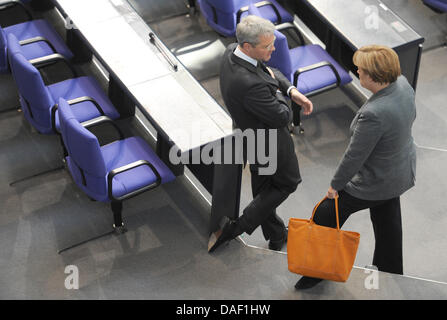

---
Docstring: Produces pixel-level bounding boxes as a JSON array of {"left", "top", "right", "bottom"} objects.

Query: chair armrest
[
  {"left": 293, "top": 61, "right": 341, "bottom": 88},
  {"left": 107, "top": 160, "right": 162, "bottom": 201},
  {"left": 29, "top": 53, "right": 78, "bottom": 78},
  {"left": 0, "top": 0, "right": 32, "bottom": 20},
  {"left": 80, "top": 115, "right": 124, "bottom": 140},
  {"left": 237, "top": 1, "right": 282, "bottom": 24},
  {"left": 51, "top": 97, "right": 107, "bottom": 133},
  {"left": 19, "top": 36, "right": 57, "bottom": 53},
  {"left": 67, "top": 96, "right": 105, "bottom": 116},
  {"left": 275, "top": 22, "right": 305, "bottom": 46}
]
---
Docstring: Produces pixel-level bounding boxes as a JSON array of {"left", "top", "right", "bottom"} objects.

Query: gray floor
[{"left": 1, "top": 0, "right": 447, "bottom": 299}]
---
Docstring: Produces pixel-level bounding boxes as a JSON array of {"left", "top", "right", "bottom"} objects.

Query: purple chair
[
  {"left": 197, "top": 0, "right": 293, "bottom": 37},
  {"left": 242, "top": 0, "right": 293, "bottom": 25},
  {"left": 240, "top": 2, "right": 351, "bottom": 96},
  {"left": 6, "top": 33, "right": 119, "bottom": 187},
  {"left": 422, "top": 0, "right": 447, "bottom": 12},
  {"left": 268, "top": 30, "right": 352, "bottom": 96},
  {"left": 57, "top": 97, "right": 176, "bottom": 253},
  {"left": 266, "top": 29, "right": 352, "bottom": 133},
  {"left": 243, "top": 3, "right": 351, "bottom": 133},
  {"left": 1, "top": 19, "right": 73, "bottom": 73},
  {"left": 7, "top": 33, "right": 119, "bottom": 135}
]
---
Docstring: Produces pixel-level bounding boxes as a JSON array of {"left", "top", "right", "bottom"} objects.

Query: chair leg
[
  {"left": 59, "top": 135, "right": 68, "bottom": 158},
  {"left": 9, "top": 164, "right": 65, "bottom": 186},
  {"left": 112, "top": 201, "right": 127, "bottom": 234},
  {"left": 58, "top": 228, "right": 116, "bottom": 254},
  {"left": 0, "top": 106, "right": 21, "bottom": 114},
  {"left": 291, "top": 102, "right": 304, "bottom": 134},
  {"left": 187, "top": 0, "right": 197, "bottom": 14},
  {"left": 58, "top": 201, "right": 127, "bottom": 254}
]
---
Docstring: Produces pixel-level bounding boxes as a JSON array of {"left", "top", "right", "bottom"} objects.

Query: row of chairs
[
  {"left": 3, "top": 8, "right": 176, "bottom": 253},
  {"left": 0, "top": 0, "right": 66, "bottom": 73},
  {"left": 196, "top": 0, "right": 352, "bottom": 133}
]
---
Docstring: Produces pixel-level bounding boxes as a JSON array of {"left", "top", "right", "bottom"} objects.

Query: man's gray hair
[{"left": 236, "top": 15, "right": 275, "bottom": 47}]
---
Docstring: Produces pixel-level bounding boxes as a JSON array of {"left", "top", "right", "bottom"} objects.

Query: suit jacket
[
  {"left": 220, "top": 43, "right": 301, "bottom": 194},
  {"left": 331, "top": 75, "right": 417, "bottom": 200}
]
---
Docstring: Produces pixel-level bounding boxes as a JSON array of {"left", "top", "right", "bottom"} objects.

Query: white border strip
[
  {"left": 92, "top": 56, "right": 110, "bottom": 81},
  {"left": 415, "top": 142, "right": 447, "bottom": 153},
  {"left": 353, "top": 266, "right": 447, "bottom": 285},
  {"left": 237, "top": 237, "right": 447, "bottom": 285}
]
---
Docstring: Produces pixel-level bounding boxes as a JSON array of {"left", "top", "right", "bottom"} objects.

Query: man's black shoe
[
  {"left": 268, "top": 236, "right": 287, "bottom": 251},
  {"left": 294, "top": 276, "right": 323, "bottom": 290},
  {"left": 268, "top": 227, "right": 288, "bottom": 251},
  {"left": 208, "top": 216, "right": 237, "bottom": 253}
]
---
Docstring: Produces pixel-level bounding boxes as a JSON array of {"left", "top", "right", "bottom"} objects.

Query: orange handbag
[{"left": 287, "top": 196, "right": 360, "bottom": 282}]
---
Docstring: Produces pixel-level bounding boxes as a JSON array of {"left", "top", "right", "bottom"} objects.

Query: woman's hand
[{"left": 327, "top": 186, "right": 338, "bottom": 199}]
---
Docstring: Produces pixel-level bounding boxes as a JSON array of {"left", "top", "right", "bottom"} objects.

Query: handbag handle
[{"left": 310, "top": 196, "right": 340, "bottom": 230}]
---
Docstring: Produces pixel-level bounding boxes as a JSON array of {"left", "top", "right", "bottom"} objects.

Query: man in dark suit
[{"left": 208, "top": 15, "right": 313, "bottom": 252}]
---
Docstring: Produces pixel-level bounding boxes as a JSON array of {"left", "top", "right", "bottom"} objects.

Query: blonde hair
[{"left": 353, "top": 45, "right": 401, "bottom": 84}]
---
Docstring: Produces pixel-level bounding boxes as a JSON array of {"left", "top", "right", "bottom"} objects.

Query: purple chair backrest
[
  {"left": 246, "top": 5, "right": 292, "bottom": 79},
  {"left": 199, "top": 0, "right": 251, "bottom": 34},
  {"left": 58, "top": 98, "right": 109, "bottom": 197},
  {"left": 0, "top": 27, "right": 8, "bottom": 73},
  {"left": 205, "top": 0, "right": 250, "bottom": 12},
  {"left": 247, "top": 2, "right": 262, "bottom": 17},
  {"left": 267, "top": 30, "right": 293, "bottom": 79},
  {"left": 7, "top": 33, "right": 55, "bottom": 133}
]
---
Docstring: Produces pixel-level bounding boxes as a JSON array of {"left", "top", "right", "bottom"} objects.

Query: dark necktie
[
  {"left": 258, "top": 62, "right": 285, "bottom": 98},
  {"left": 257, "top": 61, "right": 271, "bottom": 77}
]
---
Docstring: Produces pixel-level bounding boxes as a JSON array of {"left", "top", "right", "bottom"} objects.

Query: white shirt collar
[{"left": 233, "top": 45, "right": 258, "bottom": 67}]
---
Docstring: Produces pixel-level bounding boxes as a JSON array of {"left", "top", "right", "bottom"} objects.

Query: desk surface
[
  {"left": 55, "top": 0, "right": 233, "bottom": 153},
  {"left": 303, "top": 0, "right": 424, "bottom": 50}
]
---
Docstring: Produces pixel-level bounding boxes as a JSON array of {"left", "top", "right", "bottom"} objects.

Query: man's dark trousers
[{"left": 238, "top": 128, "right": 301, "bottom": 241}]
